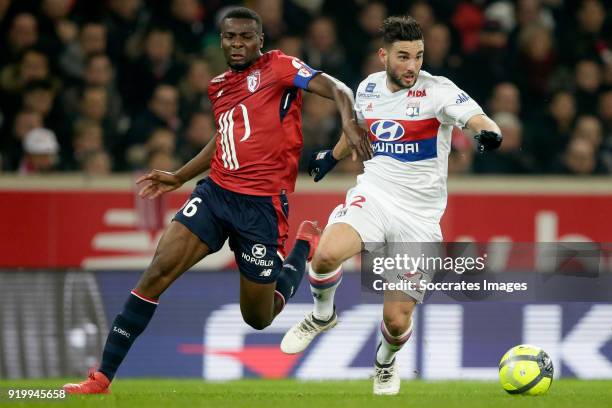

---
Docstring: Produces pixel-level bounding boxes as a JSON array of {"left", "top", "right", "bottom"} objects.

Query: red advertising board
[{"left": 1, "top": 186, "right": 611, "bottom": 268}]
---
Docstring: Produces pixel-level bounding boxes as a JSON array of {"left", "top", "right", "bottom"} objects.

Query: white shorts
[
  {"left": 327, "top": 184, "right": 443, "bottom": 303},
  {"left": 327, "top": 184, "right": 443, "bottom": 244}
]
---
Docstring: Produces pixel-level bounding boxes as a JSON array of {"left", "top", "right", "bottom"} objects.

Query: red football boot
[
  {"left": 63, "top": 369, "right": 111, "bottom": 394},
  {"left": 296, "top": 220, "right": 322, "bottom": 261}
]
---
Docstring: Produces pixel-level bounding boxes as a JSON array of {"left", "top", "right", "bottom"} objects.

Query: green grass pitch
[{"left": 1, "top": 379, "right": 611, "bottom": 408}]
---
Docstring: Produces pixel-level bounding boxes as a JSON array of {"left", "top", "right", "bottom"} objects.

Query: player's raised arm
[
  {"left": 306, "top": 73, "right": 372, "bottom": 161},
  {"left": 137, "top": 134, "right": 217, "bottom": 199},
  {"left": 466, "top": 114, "right": 503, "bottom": 152}
]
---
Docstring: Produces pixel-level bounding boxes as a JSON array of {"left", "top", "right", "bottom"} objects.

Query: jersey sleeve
[
  {"left": 271, "top": 54, "right": 320, "bottom": 90},
  {"left": 434, "top": 83, "right": 484, "bottom": 128}
]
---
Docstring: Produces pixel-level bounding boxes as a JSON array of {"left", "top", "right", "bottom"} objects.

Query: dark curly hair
[
  {"left": 222, "top": 7, "right": 263, "bottom": 34},
  {"left": 381, "top": 15, "right": 423, "bottom": 46}
]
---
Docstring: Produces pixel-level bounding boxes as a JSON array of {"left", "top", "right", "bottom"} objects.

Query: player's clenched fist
[
  {"left": 308, "top": 150, "right": 339, "bottom": 182},
  {"left": 474, "top": 130, "right": 503, "bottom": 152}
]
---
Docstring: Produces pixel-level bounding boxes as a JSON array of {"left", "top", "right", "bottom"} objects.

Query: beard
[{"left": 386, "top": 66, "right": 417, "bottom": 89}]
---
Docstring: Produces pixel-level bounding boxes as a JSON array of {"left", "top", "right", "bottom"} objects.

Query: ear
[
  {"left": 259, "top": 32, "right": 265, "bottom": 50},
  {"left": 219, "top": 33, "right": 223, "bottom": 48},
  {"left": 378, "top": 47, "right": 387, "bottom": 68}
]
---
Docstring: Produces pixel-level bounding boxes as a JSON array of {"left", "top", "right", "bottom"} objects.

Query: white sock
[
  {"left": 376, "top": 319, "right": 413, "bottom": 365},
  {"left": 308, "top": 265, "right": 342, "bottom": 321}
]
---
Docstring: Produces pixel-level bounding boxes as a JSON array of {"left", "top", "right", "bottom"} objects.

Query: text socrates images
[{"left": 360, "top": 242, "right": 612, "bottom": 303}]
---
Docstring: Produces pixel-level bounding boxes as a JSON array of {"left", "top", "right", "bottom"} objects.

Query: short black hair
[
  {"left": 221, "top": 7, "right": 263, "bottom": 33},
  {"left": 381, "top": 15, "right": 423, "bottom": 46}
]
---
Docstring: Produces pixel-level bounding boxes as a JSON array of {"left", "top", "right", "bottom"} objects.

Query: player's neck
[{"left": 385, "top": 76, "right": 406, "bottom": 93}]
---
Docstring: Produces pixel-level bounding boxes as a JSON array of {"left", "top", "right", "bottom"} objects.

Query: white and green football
[{"left": 499, "top": 344, "right": 554, "bottom": 395}]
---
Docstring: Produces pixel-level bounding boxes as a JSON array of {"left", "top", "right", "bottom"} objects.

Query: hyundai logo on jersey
[
  {"left": 367, "top": 118, "right": 440, "bottom": 162},
  {"left": 365, "top": 82, "right": 376, "bottom": 92},
  {"left": 370, "top": 120, "right": 405, "bottom": 141}
]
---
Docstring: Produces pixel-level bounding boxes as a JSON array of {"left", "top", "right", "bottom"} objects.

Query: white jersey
[{"left": 354, "top": 70, "right": 484, "bottom": 223}]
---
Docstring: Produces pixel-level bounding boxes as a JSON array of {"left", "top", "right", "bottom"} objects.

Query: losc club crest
[{"left": 247, "top": 70, "right": 260, "bottom": 92}]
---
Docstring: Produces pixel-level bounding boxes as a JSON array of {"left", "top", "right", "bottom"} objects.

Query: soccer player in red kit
[{"left": 63, "top": 7, "right": 371, "bottom": 394}]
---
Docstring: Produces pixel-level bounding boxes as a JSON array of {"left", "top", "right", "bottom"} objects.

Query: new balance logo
[{"left": 260, "top": 269, "right": 272, "bottom": 277}]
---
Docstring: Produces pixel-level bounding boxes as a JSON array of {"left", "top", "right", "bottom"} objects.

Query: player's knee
[
  {"left": 383, "top": 311, "right": 413, "bottom": 337},
  {"left": 311, "top": 248, "right": 342, "bottom": 273}
]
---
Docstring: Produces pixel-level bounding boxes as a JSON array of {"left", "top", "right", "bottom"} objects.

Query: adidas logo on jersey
[{"left": 456, "top": 93, "right": 470, "bottom": 104}]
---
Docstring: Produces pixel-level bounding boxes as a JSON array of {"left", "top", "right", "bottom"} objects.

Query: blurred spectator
[
  {"left": 0, "top": 13, "right": 39, "bottom": 65},
  {"left": 300, "top": 93, "right": 339, "bottom": 171},
  {"left": 574, "top": 59, "right": 602, "bottom": 114},
  {"left": 71, "top": 119, "right": 104, "bottom": 169},
  {"left": 423, "top": 23, "right": 459, "bottom": 78},
  {"left": 451, "top": 0, "right": 483, "bottom": 53},
  {"left": 560, "top": 0, "right": 607, "bottom": 63},
  {"left": 124, "top": 84, "right": 181, "bottom": 164},
  {"left": 528, "top": 90, "right": 576, "bottom": 171},
  {"left": 515, "top": 0, "right": 555, "bottom": 31},
  {"left": 82, "top": 149, "right": 112, "bottom": 176},
  {"left": 180, "top": 111, "right": 214, "bottom": 162},
  {"left": 0, "top": 110, "right": 43, "bottom": 170},
  {"left": 410, "top": 0, "right": 436, "bottom": 34},
  {"left": 62, "top": 53, "right": 123, "bottom": 126},
  {"left": 448, "top": 127, "right": 474, "bottom": 175},
  {"left": 59, "top": 21, "right": 107, "bottom": 82},
  {"left": 179, "top": 58, "right": 212, "bottom": 118},
  {"left": 553, "top": 136, "right": 605, "bottom": 175},
  {"left": 599, "top": 90, "right": 612, "bottom": 172},
  {"left": 0, "top": 48, "right": 54, "bottom": 116},
  {"left": 303, "top": 16, "right": 350, "bottom": 83},
  {"left": 460, "top": 19, "right": 513, "bottom": 103},
  {"left": 127, "top": 127, "right": 176, "bottom": 169},
  {"left": 38, "top": 0, "right": 78, "bottom": 54},
  {"left": 572, "top": 115, "right": 603, "bottom": 150},
  {"left": 473, "top": 112, "right": 535, "bottom": 174},
  {"left": 515, "top": 24, "right": 558, "bottom": 106},
  {"left": 105, "top": 0, "right": 145, "bottom": 63},
  {"left": 160, "top": 0, "right": 205, "bottom": 56},
  {"left": 488, "top": 82, "right": 521, "bottom": 117},
  {"left": 277, "top": 35, "right": 304, "bottom": 60},
  {"left": 344, "top": 1, "right": 387, "bottom": 69},
  {"left": 360, "top": 50, "right": 385, "bottom": 79},
  {"left": 122, "top": 26, "right": 185, "bottom": 110},
  {"left": 19, "top": 127, "right": 60, "bottom": 174},
  {"left": 252, "top": 0, "right": 286, "bottom": 47},
  {"left": 598, "top": 89, "right": 612, "bottom": 137},
  {"left": 21, "top": 80, "right": 58, "bottom": 126},
  {"left": 146, "top": 149, "right": 179, "bottom": 171}
]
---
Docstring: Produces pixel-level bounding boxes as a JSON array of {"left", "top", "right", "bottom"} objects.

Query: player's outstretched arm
[
  {"left": 466, "top": 114, "right": 503, "bottom": 152},
  {"left": 306, "top": 73, "right": 372, "bottom": 161},
  {"left": 137, "top": 134, "right": 217, "bottom": 199}
]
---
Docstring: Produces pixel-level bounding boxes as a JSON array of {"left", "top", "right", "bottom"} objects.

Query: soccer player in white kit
[{"left": 281, "top": 15, "right": 503, "bottom": 395}]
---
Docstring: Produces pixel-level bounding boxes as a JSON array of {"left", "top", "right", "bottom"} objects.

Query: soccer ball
[{"left": 498, "top": 344, "right": 554, "bottom": 395}]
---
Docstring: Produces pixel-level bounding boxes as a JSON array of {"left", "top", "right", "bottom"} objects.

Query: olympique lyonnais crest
[
  {"left": 406, "top": 102, "right": 420, "bottom": 117},
  {"left": 247, "top": 70, "right": 260, "bottom": 92}
]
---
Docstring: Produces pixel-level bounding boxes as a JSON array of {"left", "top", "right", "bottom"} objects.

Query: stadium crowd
[{"left": 0, "top": 0, "right": 611, "bottom": 176}]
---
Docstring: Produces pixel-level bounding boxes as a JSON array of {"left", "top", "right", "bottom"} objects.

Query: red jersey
[{"left": 208, "top": 50, "right": 320, "bottom": 196}]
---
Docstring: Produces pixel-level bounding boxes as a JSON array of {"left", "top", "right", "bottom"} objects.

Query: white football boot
[
  {"left": 280, "top": 310, "right": 338, "bottom": 354},
  {"left": 373, "top": 357, "right": 400, "bottom": 396}
]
